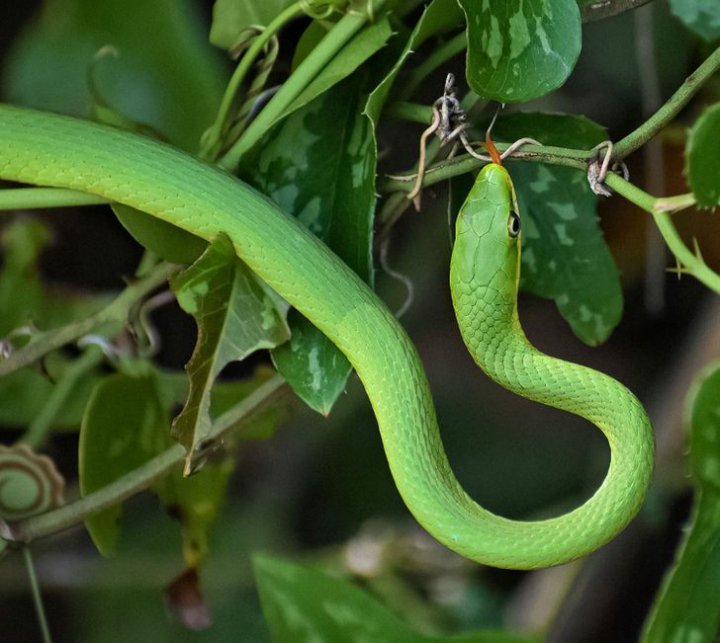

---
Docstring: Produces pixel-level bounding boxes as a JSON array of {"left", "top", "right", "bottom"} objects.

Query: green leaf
[
  {"left": 641, "top": 362, "right": 720, "bottom": 641},
  {"left": 79, "top": 372, "right": 168, "bottom": 556},
  {"left": 254, "top": 554, "right": 539, "bottom": 642},
  {"left": 493, "top": 113, "right": 621, "bottom": 345},
  {"left": 2, "top": 0, "right": 226, "bottom": 152},
  {"left": 0, "top": 219, "right": 111, "bottom": 337},
  {"left": 365, "top": 0, "right": 463, "bottom": 124},
  {"left": 113, "top": 204, "right": 207, "bottom": 264},
  {"left": 282, "top": 15, "right": 393, "bottom": 123},
  {"left": 170, "top": 235, "right": 290, "bottom": 469},
  {"left": 669, "top": 0, "right": 720, "bottom": 42},
  {"left": 156, "top": 458, "right": 235, "bottom": 568},
  {"left": 210, "top": 0, "right": 295, "bottom": 50},
  {"left": 244, "top": 76, "right": 376, "bottom": 414},
  {"left": 0, "top": 354, "right": 104, "bottom": 430},
  {"left": 458, "top": 0, "right": 582, "bottom": 102},
  {"left": 687, "top": 102, "right": 720, "bottom": 209}
]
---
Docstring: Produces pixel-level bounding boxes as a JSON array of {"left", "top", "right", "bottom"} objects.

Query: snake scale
[{"left": 0, "top": 104, "right": 654, "bottom": 569}]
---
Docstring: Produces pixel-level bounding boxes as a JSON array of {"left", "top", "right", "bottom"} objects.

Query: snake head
[{"left": 453, "top": 163, "right": 521, "bottom": 293}]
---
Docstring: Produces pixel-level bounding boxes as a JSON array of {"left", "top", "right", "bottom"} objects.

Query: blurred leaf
[
  {"left": 80, "top": 41, "right": 210, "bottom": 263},
  {"left": 79, "top": 371, "right": 167, "bottom": 556},
  {"left": 281, "top": 15, "right": 393, "bottom": 125},
  {"left": 641, "top": 362, "right": 720, "bottom": 641},
  {"left": 170, "top": 235, "right": 290, "bottom": 468},
  {"left": 210, "top": 0, "right": 295, "bottom": 50},
  {"left": 0, "top": 219, "right": 111, "bottom": 337},
  {"left": 254, "top": 554, "right": 539, "bottom": 642},
  {"left": 669, "top": 0, "right": 720, "bottom": 42},
  {"left": 493, "top": 113, "right": 621, "bottom": 345},
  {"left": 0, "top": 363, "right": 101, "bottom": 430},
  {"left": 3, "top": 0, "right": 225, "bottom": 152},
  {"left": 244, "top": 76, "right": 375, "bottom": 414},
  {"left": 687, "top": 102, "right": 720, "bottom": 209},
  {"left": 157, "top": 458, "right": 235, "bottom": 568},
  {"left": 458, "top": 0, "right": 581, "bottom": 102}
]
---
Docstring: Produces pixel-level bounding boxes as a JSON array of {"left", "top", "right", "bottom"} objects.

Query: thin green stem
[
  {"left": 0, "top": 263, "right": 179, "bottom": 377},
  {"left": 606, "top": 173, "right": 720, "bottom": 294},
  {"left": 19, "top": 346, "right": 105, "bottom": 450},
  {"left": 23, "top": 546, "right": 52, "bottom": 643},
  {"left": 219, "top": 0, "right": 386, "bottom": 169},
  {"left": 379, "top": 143, "right": 588, "bottom": 194},
  {"left": 200, "top": 2, "right": 305, "bottom": 160},
  {"left": 0, "top": 188, "right": 109, "bottom": 210},
  {"left": 5, "top": 374, "right": 289, "bottom": 544},
  {"left": 397, "top": 31, "right": 466, "bottom": 101},
  {"left": 614, "top": 45, "right": 720, "bottom": 158}
]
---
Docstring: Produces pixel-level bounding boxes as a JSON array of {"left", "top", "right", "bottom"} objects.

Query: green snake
[{"left": 0, "top": 104, "right": 654, "bottom": 569}]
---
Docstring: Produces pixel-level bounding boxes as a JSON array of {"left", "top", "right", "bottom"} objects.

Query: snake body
[{"left": 0, "top": 105, "right": 654, "bottom": 568}]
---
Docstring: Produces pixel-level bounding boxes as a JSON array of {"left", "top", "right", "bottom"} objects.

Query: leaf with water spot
[
  {"left": 254, "top": 554, "right": 542, "bottom": 642},
  {"left": 641, "top": 361, "right": 720, "bottom": 641},
  {"left": 243, "top": 75, "right": 376, "bottom": 414},
  {"left": 686, "top": 102, "right": 720, "bottom": 209},
  {"left": 170, "top": 235, "right": 290, "bottom": 470},
  {"left": 458, "top": 0, "right": 581, "bottom": 102},
  {"left": 494, "top": 113, "right": 621, "bottom": 345}
]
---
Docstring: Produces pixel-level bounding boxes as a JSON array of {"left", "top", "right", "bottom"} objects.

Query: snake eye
[{"left": 507, "top": 211, "right": 521, "bottom": 238}]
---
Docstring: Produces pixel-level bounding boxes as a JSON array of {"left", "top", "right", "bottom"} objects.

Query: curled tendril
[{"left": 0, "top": 444, "right": 64, "bottom": 521}]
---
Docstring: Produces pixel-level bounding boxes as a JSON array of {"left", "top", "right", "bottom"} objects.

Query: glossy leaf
[
  {"left": 458, "top": 0, "right": 582, "bottom": 102},
  {"left": 686, "top": 102, "right": 720, "bottom": 209},
  {"left": 210, "top": 0, "right": 295, "bottom": 50},
  {"left": 2, "top": 0, "right": 226, "bottom": 152},
  {"left": 494, "top": 113, "right": 621, "bottom": 345},
  {"left": 170, "top": 235, "right": 290, "bottom": 469},
  {"left": 641, "top": 362, "right": 720, "bottom": 641},
  {"left": 244, "top": 77, "right": 375, "bottom": 414},
  {"left": 254, "top": 554, "right": 540, "bottom": 642},
  {"left": 79, "top": 372, "right": 168, "bottom": 556},
  {"left": 669, "top": 0, "right": 720, "bottom": 42}
]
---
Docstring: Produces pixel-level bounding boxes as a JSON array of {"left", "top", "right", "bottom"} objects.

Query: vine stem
[
  {"left": 614, "top": 45, "right": 720, "bottom": 158},
  {"left": 0, "top": 263, "right": 179, "bottom": 377},
  {"left": 23, "top": 546, "right": 52, "bottom": 643},
  {"left": 3, "top": 374, "right": 289, "bottom": 544},
  {"left": 605, "top": 173, "right": 720, "bottom": 294},
  {"left": 218, "top": 0, "right": 387, "bottom": 169},
  {"left": 200, "top": 1, "right": 305, "bottom": 160},
  {"left": 0, "top": 188, "right": 108, "bottom": 210},
  {"left": 19, "top": 346, "right": 105, "bottom": 450}
]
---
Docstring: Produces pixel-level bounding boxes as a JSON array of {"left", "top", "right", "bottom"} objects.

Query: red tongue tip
[{"left": 485, "top": 130, "right": 502, "bottom": 166}]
